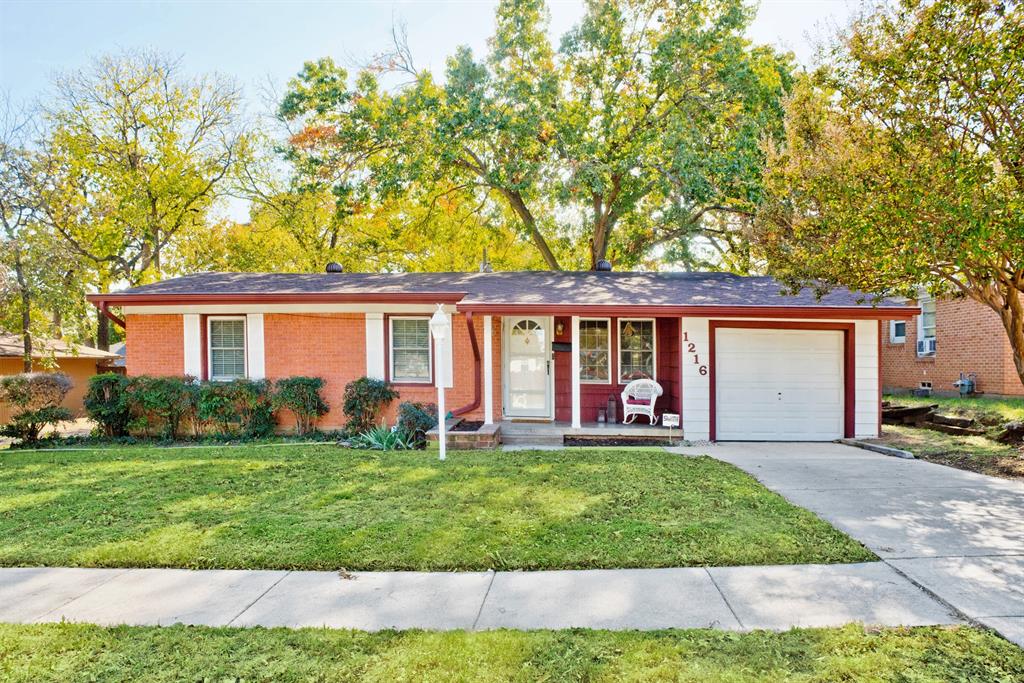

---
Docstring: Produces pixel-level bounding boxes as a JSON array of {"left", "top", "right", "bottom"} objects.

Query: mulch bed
[
  {"left": 451, "top": 420, "right": 485, "bottom": 433},
  {"left": 564, "top": 437, "right": 677, "bottom": 447}
]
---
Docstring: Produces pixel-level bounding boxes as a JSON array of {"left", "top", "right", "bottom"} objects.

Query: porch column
[
  {"left": 483, "top": 315, "right": 494, "bottom": 425},
  {"left": 571, "top": 315, "right": 581, "bottom": 428}
]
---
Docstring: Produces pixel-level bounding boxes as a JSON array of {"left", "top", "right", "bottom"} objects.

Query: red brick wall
[
  {"left": 554, "top": 316, "right": 680, "bottom": 423},
  {"left": 881, "top": 297, "right": 1023, "bottom": 396},
  {"left": 125, "top": 314, "right": 184, "bottom": 377},
  {"left": 264, "top": 313, "right": 366, "bottom": 429}
]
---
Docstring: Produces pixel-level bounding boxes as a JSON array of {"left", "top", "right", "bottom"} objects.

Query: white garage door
[{"left": 716, "top": 328, "right": 844, "bottom": 441}]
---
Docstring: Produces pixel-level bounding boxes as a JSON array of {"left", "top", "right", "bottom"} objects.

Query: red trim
[
  {"left": 457, "top": 304, "right": 918, "bottom": 320},
  {"left": 708, "top": 320, "right": 857, "bottom": 441},
  {"left": 87, "top": 292, "right": 465, "bottom": 306}
]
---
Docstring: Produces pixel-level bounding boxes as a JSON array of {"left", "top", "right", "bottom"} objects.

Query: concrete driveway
[{"left": 676, "top": 442, "right": 1024, "bottom": 646}]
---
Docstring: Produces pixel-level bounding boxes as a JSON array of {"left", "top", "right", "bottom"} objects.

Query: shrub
[
  {"left": 396, "top": 401, "right": 438, "bottom": 446},
  {"left": 274, "top": 376, "right": 328, "bottom": 435},
  {"left": 342, "top": 377, "right": 399, "bottom": 435},
  {"left": 0, "top": 373, "right": 74, "bottom": 444},
  {"left": 1, "top": 406, "right": 73, "bottom": 444},
  {"left": 349, "top": 422, "right": 416, "bottom": 451},
  {"left": 84, "top": 373, "right": 131, "bottom": 437},
  {"left": 125, "top": 376, "right": 193, "bottom": 439},
  {"left": 197, "top": 379, "right": 275, "bottom": 437},
  {"left": 0, "top": 372, "right": 73, "bottom": 412}
]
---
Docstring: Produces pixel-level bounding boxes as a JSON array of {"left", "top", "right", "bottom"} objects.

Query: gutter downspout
[
  {"left": 452, "top": 311, "right": 482, "bottom": 417},
  {"left": 96, "top": 301, "right": 126, "bottom": 329}
]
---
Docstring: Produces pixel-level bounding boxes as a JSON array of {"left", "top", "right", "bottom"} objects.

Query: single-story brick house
[
  {"left": 0, "top": 332, "right": 120, "bottom": 423},
  {"left": 88, "top": 271, "right": 915, "bottom": 441},
  {"left": 882, "top": 293, "right": 1024, "bottom": 397}
]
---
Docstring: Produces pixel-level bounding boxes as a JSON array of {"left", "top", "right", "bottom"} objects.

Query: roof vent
[
  {"left": 325, "top": 262, "right": 344, "bottom": 273},
  {"left": 595, "top": 259, "right": 613, "bottom": 272}
]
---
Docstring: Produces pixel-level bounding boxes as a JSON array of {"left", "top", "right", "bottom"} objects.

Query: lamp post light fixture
[{"left": 429, "top": 305, "right": 450, "bottom": 461}]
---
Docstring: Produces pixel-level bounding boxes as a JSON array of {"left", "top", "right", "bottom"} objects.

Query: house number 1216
[{"left": 682, "top": 331, "right": 708, "bottom": 376}]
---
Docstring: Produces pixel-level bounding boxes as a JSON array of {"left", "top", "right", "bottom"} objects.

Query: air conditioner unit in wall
[{"left": 917, "top": 338, "right": 937, "bottom": 355}]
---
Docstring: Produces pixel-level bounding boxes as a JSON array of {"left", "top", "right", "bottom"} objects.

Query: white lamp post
[{"left": 429, "top": 305, "right": 450, "bottom": 461}]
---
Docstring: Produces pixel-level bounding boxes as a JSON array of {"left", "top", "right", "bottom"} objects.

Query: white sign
[{"left": 662, "top": 413, "right": 680, "bottom": 428}]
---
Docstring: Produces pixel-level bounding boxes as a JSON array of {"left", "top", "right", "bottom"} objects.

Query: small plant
[
  {"left": 396, "top": 401, "right": 438, "bottom": 447},
  {"left": 349, "top": 422, "right": 416, "bottom": 451},
  {"left": 84, "top": 373, "right": 132, "bottom": 437},
  {"left": 274, "top": 376, "right": 329, "bottom": 435},
  {"left": 0, "top": 373, "right": 74, "bottom": 444},
  {"left": 342, "top": 377, "right": 399, "bottom": 435}
]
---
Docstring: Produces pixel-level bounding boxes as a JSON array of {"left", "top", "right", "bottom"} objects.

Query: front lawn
[
  {"left": 0, "top": 446, "right": 872, "bottom": 570},
  {"left": 1, "top": 623, "right": 1021, "bottom": 682}
]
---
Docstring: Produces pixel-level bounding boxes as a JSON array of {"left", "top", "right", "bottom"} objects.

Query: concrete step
[{"left": 500, "top": 433, "right": 565, "bottom": 446}]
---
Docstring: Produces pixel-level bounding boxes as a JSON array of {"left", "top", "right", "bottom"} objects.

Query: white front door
[
  {"left": 715, "top": 328, "right": 844, "bottom": 441},
  {"left": 504, "top": 317, "right": 553, "bottom": 418}
]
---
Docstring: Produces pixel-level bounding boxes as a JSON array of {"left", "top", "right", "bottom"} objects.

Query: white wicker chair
[{"left": 621, "top": 378, "right": 663, "bottom": 425}]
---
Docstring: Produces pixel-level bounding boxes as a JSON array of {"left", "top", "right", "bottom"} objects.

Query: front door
[{"left": 504, "top": 317, "right": 553, "bottom": 418}]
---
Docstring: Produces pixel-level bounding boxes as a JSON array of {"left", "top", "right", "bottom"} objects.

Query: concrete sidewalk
[
  {"left": 0, "top": 562, "right": 957, "bottom": 632},
  {"left": 674, "top": 442, "right": 1024, "bottom": 646}
]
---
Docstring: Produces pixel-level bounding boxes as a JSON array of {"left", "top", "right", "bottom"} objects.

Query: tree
[
  {"left": 279, "top": 0, "right": 791, "bottom": 270},
  {"left": 0, "top": 98, "right": 87, "bottom": 369},
  {"left": 37, "top": 50, "right": 246, "bottom": 347},
  {"left": 752, "top": 0, "right": 1024, "bottom": 386}
]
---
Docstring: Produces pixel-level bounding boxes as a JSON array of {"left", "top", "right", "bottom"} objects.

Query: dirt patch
[
  {"left": 876, "top": 426, "right": 1024, "bottom": 481},
  {"left": 452, "top": 420, "right": 485, "bottom": 433}
]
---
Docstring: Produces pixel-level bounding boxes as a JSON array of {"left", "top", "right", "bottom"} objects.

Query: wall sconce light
[{"left": 555, "top": 321, "right": 565, "bottom": 336}]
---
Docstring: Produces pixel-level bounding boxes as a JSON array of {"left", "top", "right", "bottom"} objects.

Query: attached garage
[{"left": 711, "top": 323, "right": 852, "bottom": 441}]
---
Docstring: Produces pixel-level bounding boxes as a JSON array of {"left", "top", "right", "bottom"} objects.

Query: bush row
[{"left": 85, "top": 374, "right": 328, "bottom": 440}]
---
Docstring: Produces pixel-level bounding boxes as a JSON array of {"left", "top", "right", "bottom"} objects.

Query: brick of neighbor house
[{"left": 881, "top": 296, "right": 1024, "bottom": 397}]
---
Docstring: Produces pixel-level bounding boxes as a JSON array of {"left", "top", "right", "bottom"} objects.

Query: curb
[{"left": 839, "top": 438, "right": 915, "bottom": 459}]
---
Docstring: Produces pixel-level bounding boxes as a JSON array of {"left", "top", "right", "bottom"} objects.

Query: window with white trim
[
  {"left": 917, "top": 295, "right": 936, "bottom": 355},
  {"left": 390, "top": 317, "right": 432, "bottom": 383},
  {"left": 618, "top": 319, "right": 656, "bottom": 383},
  {"left": 208, "top": 318, "right": 246, "bottom": 381},
  {"left": 578, "top": 319, "right": 611, "bottom": 383},
  {"left": 889, "top": 320, "right": 906, "bottom": 344}
]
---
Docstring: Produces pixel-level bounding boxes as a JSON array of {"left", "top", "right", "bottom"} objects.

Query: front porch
[{"left": 501, "top": 419, "right": 682, "bottom": 447}]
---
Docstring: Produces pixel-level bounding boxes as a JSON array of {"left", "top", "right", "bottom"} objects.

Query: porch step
[{"left": 500, "top": 433, "right": 565, "bottom": 446}]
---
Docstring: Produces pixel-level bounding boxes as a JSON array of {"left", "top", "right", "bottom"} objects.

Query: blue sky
[{"left": 1, "top": 0, "right": 858, "bottom": 108}]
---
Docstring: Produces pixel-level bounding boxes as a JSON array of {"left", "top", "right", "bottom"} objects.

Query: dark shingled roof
[{"left": 109, "top": 271, "right": 905, "bottom": 309}]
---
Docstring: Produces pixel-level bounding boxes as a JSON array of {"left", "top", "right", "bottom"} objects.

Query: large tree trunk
[
  {"left": 96, "top": 313, "right": 110, "bottom": 351},
  {"left": 995, "top": 285, "right": 1024, "bottom": 390},
  {"left": 501, "top": 188, "right": 561, "bottom": 270}
]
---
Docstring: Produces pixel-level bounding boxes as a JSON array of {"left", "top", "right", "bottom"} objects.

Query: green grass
[
  {"left": 885, "top": 392, "right": 1024, "bottom": 424},
  {"left": 878, "top": 425, "right": 1024, "bottom": 479},
  {"left": 0, "top": 446, "right": 873, "bottom": 570},
  {"left": 1, "top": 623, "right": 1021, "bottom": 682}
]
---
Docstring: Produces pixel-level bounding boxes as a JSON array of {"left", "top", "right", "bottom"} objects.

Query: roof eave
[
  {"left": 86, "top": 292, "right": 468, "bottom": 306},
  {"left": 454, "top": 303, "right": 920, "bottom": 320}
]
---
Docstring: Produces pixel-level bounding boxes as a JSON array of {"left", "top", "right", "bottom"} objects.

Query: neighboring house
[
  {"left": 0, "top": 332, "right": 120, "bottom": 423},
  {"left": 87, "top": 270, "right": 915, "bottom": 442},
  {"left": 882, "top": 293, "right": 1024, "bottom": 397}
]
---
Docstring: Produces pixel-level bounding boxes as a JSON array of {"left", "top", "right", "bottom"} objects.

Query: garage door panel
[{"left": 715, "top": 328, "right": 844, "bottom": 441}]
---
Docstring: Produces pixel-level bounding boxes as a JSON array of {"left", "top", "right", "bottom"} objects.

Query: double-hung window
[
  {"left": 578, "top": 319, "right": 611, "bottom": 383},
  {"left": 390, "top": 317, "right": 432, "bottom": 383},
  {"left": 208, "top": 318, "right": 246, "bottom": 381},
  {"left": 917, "top": 295, "right": 936, "bottom": 356},
  {"left": 618, "top": 319, "right": 656, "bottom": 383}
]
